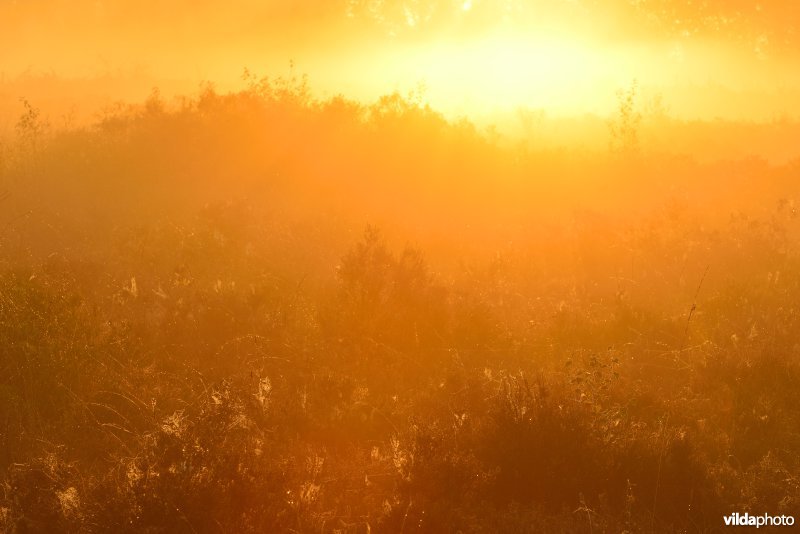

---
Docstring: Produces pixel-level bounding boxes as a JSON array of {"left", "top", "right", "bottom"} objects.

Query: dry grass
[{"left": 1, "top": 81, "right": 799, "bottom": 532}]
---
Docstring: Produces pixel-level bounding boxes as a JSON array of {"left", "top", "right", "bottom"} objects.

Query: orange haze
[{"left": 2, "top": 0, "right": 800, "bottom": 122}]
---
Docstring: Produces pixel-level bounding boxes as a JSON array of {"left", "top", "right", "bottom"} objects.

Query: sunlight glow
[
  {"left": 5, "top": 2, "right": 800, "bottom": 531},
  {"left": 406, "top": 34, "right": 623, "bottom": 114}
]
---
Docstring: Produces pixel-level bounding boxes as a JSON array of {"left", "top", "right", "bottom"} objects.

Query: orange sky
[{"left": 2, "top": 0, "right": 800, "bottom": 120}]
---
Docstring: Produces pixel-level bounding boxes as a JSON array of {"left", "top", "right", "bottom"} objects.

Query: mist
[{"left": 2, "top": 2, "right": 800, "bottom": 532}]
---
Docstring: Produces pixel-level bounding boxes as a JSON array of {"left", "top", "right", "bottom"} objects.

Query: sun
[{"left": 402, "top": 32, "right": 624, "bottom": 115}]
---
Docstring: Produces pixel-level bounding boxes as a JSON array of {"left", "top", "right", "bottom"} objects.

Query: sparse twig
[
  {"left": 400, "top": 499, "right": 413, "bottom": 534},
  {"left": 680, "top": 265, "right": 710, "bottom": 354}
]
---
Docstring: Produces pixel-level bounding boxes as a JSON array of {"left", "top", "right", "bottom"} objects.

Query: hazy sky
[{"left": 2, "top": 0, "right": 800, "bottom": 119}]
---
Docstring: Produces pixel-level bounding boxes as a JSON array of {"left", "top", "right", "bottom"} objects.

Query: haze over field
[
  {"left": 3, "top": 0, "right": 800, "bottom": 120},
  {"left": 2, "top": 1, "right": 800, "bottom": 533}
]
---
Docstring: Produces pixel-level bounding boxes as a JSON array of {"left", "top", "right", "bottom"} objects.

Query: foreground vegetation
[{"left": 1, "top": 76, "right": 800, "bottom": 532}]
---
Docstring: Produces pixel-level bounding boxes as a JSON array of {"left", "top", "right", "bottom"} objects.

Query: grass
[{"left": 1, "top": 79, "right": 800, "bottom": 532}]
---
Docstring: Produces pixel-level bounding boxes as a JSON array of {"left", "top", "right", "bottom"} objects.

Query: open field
[{"left": 1, "top": 76, "right": 800, "bottom": 532}]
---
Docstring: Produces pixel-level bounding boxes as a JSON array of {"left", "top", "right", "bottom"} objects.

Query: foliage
[
  {"left": 608, "top": 80, "right": 642, "bottom": 155},
  {"left": 1, "top": 79, "right": 800, "bottom": 532}
]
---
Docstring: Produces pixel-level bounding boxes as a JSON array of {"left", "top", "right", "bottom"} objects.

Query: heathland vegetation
[{"left": 1, "top": 72, "right": 800, "bottom": 532}]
